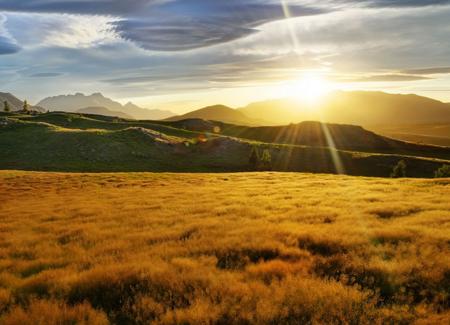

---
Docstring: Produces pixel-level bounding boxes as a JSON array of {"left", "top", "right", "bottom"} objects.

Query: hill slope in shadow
[{"left": 0, "top": 111, "right": 448, "bottom": 177}]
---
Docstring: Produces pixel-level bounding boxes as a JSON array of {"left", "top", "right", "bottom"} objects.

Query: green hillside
[{"left": 0, "top": 111, "right": 448, "bottom": 177}]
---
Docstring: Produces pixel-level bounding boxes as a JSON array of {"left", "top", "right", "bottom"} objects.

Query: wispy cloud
[{"left": 401, "top": 67, "right": 450, "bottom": 75}]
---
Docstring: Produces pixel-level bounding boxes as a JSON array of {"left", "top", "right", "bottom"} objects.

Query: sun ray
[{"left": 320, "top": 123, "right": 346, "bottom": 175}]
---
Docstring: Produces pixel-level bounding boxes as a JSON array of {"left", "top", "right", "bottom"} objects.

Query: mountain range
[
  {"left": 237, "top": 91, "right": 450, "bottom": 126},
  {"left": 37, "top": 93, "right": 173, "bottom": 120},
  {"left": 30, "top": 91, "right": 450, "bottom": 128}
]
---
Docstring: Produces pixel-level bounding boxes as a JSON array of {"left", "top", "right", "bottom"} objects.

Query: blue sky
[{"left": 0, "top": 0, "right": 450, "bottom": 112}]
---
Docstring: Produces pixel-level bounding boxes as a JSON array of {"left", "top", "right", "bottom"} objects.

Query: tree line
[{"left": 3, "top": 100, "right": 31, "bottom": 113}]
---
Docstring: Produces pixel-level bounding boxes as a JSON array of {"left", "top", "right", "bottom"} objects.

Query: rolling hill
[
  {"left": 1, "top": 111, "right": 448, "bottom": 177},
  {"left": 370, "top": 123, "right": 450, "bottom": 147},
  {"left": 165, "top": 104, "right": 263, "bottom": 125},
  {"left": 0, "top": 92, "right": 45, "bottom": 112},
  {"left": 37, "top": 92, "right": 173, "bottom": 120}
]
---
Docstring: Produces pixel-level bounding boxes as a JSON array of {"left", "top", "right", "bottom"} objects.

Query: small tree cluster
[
  {"left": 3, "top": 101, "right": 10, "bottom": 112},
  {"left": 390, "top": 160, "right": 407, "bottom": 178},
  {"left": 434, "top": 164, "right": 450, "bottom": 178},
  {"left": 23, "top": 100, "right": 30, "bottom": 112},
  {"left": 249, "top": 146, "right": 272, "bottom": 171}
]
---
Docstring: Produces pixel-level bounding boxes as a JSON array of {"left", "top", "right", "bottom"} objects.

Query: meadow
[{"left": 0, "top": 171, "right": 449, "bottom": 324}]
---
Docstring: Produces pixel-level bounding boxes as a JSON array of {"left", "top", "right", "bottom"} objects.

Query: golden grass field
[{"left": 0, "top": 171, "right": 449, "bottom": 324}]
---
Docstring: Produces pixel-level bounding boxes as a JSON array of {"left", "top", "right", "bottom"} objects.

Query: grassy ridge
[
  {"left": 1, "top": 112, "right": 449, "bottom": 177},
  {"left": 0, "top": 171, "right": 448, "bottom": 323}
]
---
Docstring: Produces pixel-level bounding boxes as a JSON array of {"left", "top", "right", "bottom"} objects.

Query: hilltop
[
  {"left": 165, "top": 104, "right": 262, "bottom": 126},
  {"left": 0, "top": 111, "right": 448, "bottom": 177}
]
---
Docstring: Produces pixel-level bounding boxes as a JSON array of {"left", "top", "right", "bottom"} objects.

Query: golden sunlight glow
[
  {"left": 292, "top": 74, "right": 333, "bottom": 105},
  {"left": 279, "top": 74, "right": 333, "bottom": 106}
]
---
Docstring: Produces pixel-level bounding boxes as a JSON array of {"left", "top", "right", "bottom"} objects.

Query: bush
[
  {"left": 248, "top": 146, "right": 259, "bottom": 169},
  {"left": 3, "top": 101, "right": 10, "bottom": 112},
  {"left": 390, "top": 160, "right": 407, "bottom": 178},
  {"left": 260, "top": 149, "right": 272, "bottom": 170},
  {"left": 434, "top": 164, "right": 450, "bottom": 178}
]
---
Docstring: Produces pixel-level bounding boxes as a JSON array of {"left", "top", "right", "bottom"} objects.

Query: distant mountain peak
[
  {"left": 124, "top": 102, "right": 140, "bottom": 109},
  {"left": 36, "top": 92, "right": 173, "bottom": 120}
]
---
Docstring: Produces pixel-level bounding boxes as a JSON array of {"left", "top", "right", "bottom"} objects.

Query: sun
[{"left": 285, "top": 74, "right": 333, "bottom": 105}]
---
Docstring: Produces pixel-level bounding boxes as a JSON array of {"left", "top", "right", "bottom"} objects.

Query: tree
[
  {"left": 390, "top": 160, "right": 407, "bottom": 178},
  {"left": 249, "top": 146, "right": 259, "bottom": 169},
  {"left": 23, "top": 100, "right": 29, "bottom": 112},
  {"left": 3, "top": 101, "right": 10, "bottom": 112},
  {"left": 434, "top": 164, "right": 450, "bottom": 178},
  {"left": 260, "top": 149, "right": 272, "bottom": 170}
]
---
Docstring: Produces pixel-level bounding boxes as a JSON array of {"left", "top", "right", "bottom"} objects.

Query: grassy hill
[
  {"left": 0, "top": 171, "right": 448, "bottom": 324},
  {"left": 0, "top": 111, "right": 449, "bottom": 177},
  {"left": 165, "top": 105, "right": 262, "bottom": 126}
]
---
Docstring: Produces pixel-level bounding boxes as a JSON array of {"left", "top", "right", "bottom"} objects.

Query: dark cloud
[
  {"left": 1, "top": 0, "right": 449, "bottom": 51},
  {"left": 0, "top": 35, "right": 19, "bottom": 54},
  {"left": 0, "top": 1, "right": 328, "bottom": 51},
  {"left": 105, "top": 1, "right": 329, "bottom": 51},
  {"left": 0, "top": 0, "right": 161, "bottom": 15}
]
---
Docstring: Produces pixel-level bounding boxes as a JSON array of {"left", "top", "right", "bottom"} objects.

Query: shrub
[
  {"left": 434, "top": 164, "right": 450, "bottom": 178},
  {"left": 3, "top": 101, "right": 10, "bottom": 112},
  {"left": 260, "top": 149, "right": 272, "bottom": 170},
  {"left": 248, "top": 146, "right": 259, "bottom": 169}
]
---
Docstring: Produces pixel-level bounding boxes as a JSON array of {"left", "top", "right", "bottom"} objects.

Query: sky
[{"left": 0, "top": 0, "right": 450, "bottom": 113}]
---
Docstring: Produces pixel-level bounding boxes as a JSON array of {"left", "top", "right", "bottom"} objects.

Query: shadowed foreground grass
[{"left": 0, "top": 171, "right": 449, "bottom": 324}]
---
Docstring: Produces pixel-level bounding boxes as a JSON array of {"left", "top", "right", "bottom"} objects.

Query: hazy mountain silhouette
[
  {"left": 0, "top": 92, "right": 45, "bottom": 112},
  {"left": 37, "top": 93, "right": 173, "bottom": 120},
  {"left": 122, "top": 102, "right": 173, "bottom": 120},
  {"left": 239, "top": 91, "right": 450, "bottom": 126},
  {"left": 165, "top": 104, "right": 263, "bottom": 125},
  {"left": 76, "top": 107, "right": 133, "bottom": 119}
]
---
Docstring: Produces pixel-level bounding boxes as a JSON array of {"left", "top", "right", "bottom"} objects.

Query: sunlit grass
[{"left": 0, "top": 171, "right": 448, "bottom": 324}]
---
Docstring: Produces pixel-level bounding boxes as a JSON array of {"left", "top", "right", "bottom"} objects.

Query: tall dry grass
[{"left": 0, "top": 171, "right": 449, "bottom": 324}]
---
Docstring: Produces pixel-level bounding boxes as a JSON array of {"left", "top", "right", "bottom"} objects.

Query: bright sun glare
[{"left": 285, "top": 74, "right": 333, "bottom": 105}]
